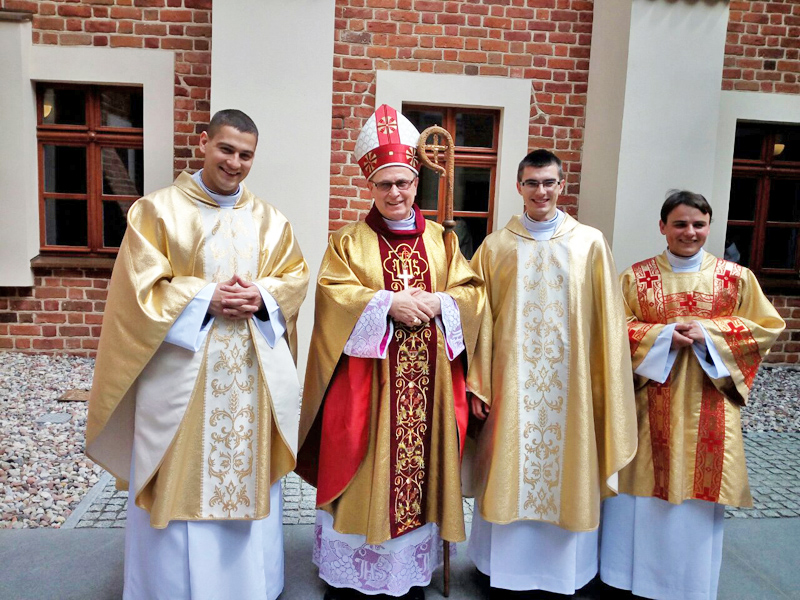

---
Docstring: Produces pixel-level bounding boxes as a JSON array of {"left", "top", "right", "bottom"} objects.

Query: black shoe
[
  {"left": 401, "top": 587, "right": 425, "bottom": 600},
  {"left": 324, "top": 585, "right": 360, "bottom": 600}
]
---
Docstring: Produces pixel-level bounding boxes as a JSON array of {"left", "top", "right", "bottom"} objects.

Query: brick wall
[
  {"left": 1, "top": 1, "right": 798, "bottom": 364},
  {"left": 763, "top": 295, "right": 800, "bottom": 365},
  {"left": 723, "top": 0, "right": 800, "bottom": 94},
  {"left": 328, "top": 0, "right": 593, "bottom": 230},
  {"left": 0, "top": 0, "right": 212, "bottom": 175},
  {"left": 0, "top": 269, "right": 109, "bottom": 355},
  {"left": 0, "top": 0, "right": 213, "bottom": 356}
]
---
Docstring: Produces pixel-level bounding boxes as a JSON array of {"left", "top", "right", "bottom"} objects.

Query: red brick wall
[
  {"left": 328, "top": 0, "right": 593, "bottom": 230},
  {"left": 0, "top": 269, "right": 109, "bottom": 355},
  {"left": 0, "top": 0, "right": 212, "bottom": 175},
  {"left": 0, "top": 0, "right": 213, "bottom": 356},
  {"left": 763, "top": 295, "right": 800, "bottom": 364},
  {"left": 723, "top": 0, "right": 800, "bottom": 94}
]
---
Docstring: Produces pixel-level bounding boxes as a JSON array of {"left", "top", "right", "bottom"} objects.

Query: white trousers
[
  {"left": 123, "top": 481, "right": 284, "bottom": 600},
  {"left": 600, "top": 494, "right": 725, "bottom": 600},
  {"left": 467, "top": 511, "right": 599, "bottom": 594}
]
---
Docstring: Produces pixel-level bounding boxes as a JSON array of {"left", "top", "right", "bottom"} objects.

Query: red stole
[{"left": 369, "top": 208, "right": 438, "bottom": 537}]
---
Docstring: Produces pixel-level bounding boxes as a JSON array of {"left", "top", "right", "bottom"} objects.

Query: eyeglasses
[
  {"left": 520, "top": 179, "right": 561, "bottom": 190},
  {"left": 372, "top": 178, "right": 416, "bottom": 193}
]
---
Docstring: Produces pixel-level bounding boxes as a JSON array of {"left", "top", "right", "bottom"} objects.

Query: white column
[
  {"left": 0, "top": 17, "right": 37, "bottom": 286},
  {"left": 580, "top": 0, "right": 730, "bottom": 270},
  {"left": 211, "top": 0, "right": 336, "bottom": 375}
]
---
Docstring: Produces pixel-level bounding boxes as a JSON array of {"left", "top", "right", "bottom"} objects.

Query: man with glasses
[
  {"left": 465, "top": 149, "right": 638, "bottom": 595},
  {"left": 297, "top": 104, "right": 484, "bottom": 600}
]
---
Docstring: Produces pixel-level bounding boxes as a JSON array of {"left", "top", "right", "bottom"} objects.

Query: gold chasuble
[
  {"left": 619, "top": 252, "right": 784, "bottom": 507},
  {"left": 467, "top": 214, "right": 637, "bottom": 532},
  {"left": 298, "top": 208, "right": 484, "bottom": 545},
  {"left": 86, "top": 173, "right": 309, "bottom": 528}
]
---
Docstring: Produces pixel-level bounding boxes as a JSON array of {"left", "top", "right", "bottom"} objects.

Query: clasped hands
[
  {"left": 208, "top": 275, "right": 264, "bottom": 320},
  {"left": 387, "top": 287, "right": 441, "bottom": 329},
  {"left": 671, "top": 320, "right": 705, "bottom": 349}
]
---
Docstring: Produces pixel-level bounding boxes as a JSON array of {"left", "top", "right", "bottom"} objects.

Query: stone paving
[
  {"left": 70, "top": 432, "right": 798, "bottom": 528},
  {"left": 727, "top": 433, "right": 800, "bottom": 519}
]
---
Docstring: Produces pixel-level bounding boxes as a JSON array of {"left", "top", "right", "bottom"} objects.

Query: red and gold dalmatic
[
  {"left": 296, "top": 206, "right": 484, "bottom": 545},
  {"left": 619, "top": 251, "right": 784, "bottom": 507}
]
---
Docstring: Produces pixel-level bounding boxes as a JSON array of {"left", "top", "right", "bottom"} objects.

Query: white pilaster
[
  {"left": 0, "top": 17, "right": 37, "bottom": 286},
  {"left": 211, "top": 0, "right": 336, "bottom": 375},
  {"left": 581, "top": 0, "right": 730, "bottom": 271}
]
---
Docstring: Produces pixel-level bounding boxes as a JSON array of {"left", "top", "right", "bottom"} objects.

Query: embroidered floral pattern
[
  {"left": 437, "top": 292, "right": 464, "bottom": 359},
  {"left": 344, "top": 291, "right": 393, "bottom": 358},
  {"left": 516, "top": 238, "right": 570, "bottom": 521},
  {"left": 197, "top": 200, "right": 260, "bottom": 518},
  {"left": 313, "top": 519, "right": 444, "bottom": 595}
]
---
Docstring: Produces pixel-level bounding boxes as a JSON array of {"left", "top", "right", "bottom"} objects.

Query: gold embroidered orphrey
[
  {"left": 393, "top": 322, "right": 434, "bottom": 534},
  {"left": 379, "top": 233, "right": 437, "bottom": 537},
  {"left": 201, "top": 200, "right": 260, "bottom": 518},
  {"left": 519, "top": 240, "right": 569, "bottom": 521}
]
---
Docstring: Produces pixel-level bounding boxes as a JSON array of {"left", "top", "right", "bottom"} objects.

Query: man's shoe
[
  {"left": 401, "top": 587, "right": 425, "bottom": 600},
  {"left": 323, "top": 585, "right": 359, "bottom": 600}
]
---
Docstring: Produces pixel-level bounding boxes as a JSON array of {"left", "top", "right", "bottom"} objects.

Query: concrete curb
[{"left": 62, "top": 471, "right": 112, "bottom": 529}]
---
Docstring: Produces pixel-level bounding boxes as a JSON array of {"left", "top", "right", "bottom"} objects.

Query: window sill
[
  {"left": 30, "top": 254, "right": 116, "bottom": 270},
  {"left": 759, "top": 278, "right": 800, "bottom": 295}
]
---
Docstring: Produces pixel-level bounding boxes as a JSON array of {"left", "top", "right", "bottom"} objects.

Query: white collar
[
  {"left": 522, "top": 209, "right": 564, "bottom": 240},
  {"left": 666, "top": 248, "right": 704, "bottom": 273},
  {"left": 383, "top": 208, "right": 417, "bottom": 231},
  {"left": 192, "top": 169, "right": 242, "bottom": 208}
]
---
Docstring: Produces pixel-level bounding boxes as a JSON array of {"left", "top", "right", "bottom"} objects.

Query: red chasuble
[{"left": 310, "top": 207, "right": 466, "bottom": 539}]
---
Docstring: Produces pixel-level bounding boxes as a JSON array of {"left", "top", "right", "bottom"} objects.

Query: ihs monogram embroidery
[{"left": 382, "top": 238, "right": 429, "bottom": 292}]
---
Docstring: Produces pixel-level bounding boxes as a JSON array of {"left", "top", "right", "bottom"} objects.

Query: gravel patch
[
  {"left": 0, "top": 352, "right": 798, "bottom": 529},
  {"left": 0, "top": 352, "right": 99, "bottom": 529},
  {"left": 742, "top": 366, "right": 800, "bottom": 433}
]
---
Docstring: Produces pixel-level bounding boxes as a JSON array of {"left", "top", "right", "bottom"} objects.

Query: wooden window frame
[
  {"left": 727, "top": 122, "right": 800, "bottom": 291},
  {"left": 36, "top": 83, "right": 143, "bottom": 256},
  {"left": 403, "top": 104, "right": 498, "bottom": 238}
]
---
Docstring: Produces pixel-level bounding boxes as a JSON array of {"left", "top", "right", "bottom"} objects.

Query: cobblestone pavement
[
  {"left": 726, "top": 433, "right": 800, "bottom": 519},
  {"left": 70, "top": 432, "right": 797, "bottom": 528}
]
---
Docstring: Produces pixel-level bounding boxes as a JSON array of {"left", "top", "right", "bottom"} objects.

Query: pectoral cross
[{"left": 398, "top": 264, "right": 414, "bottom": 290}]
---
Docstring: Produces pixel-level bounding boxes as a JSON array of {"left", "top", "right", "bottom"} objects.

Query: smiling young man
[
  {"left": 465, "top": 149, "right": 638, "bottom": 596},
  {"left": 86, "top": 109, "right": 309, "bottom": 599},
  {"left": 599, "top": 190, "right": 784, "bottom": 600},
  {"left": 296, "top": 104, "right": 484, "bottom": 600}
]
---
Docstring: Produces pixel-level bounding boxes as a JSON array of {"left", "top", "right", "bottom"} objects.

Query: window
[
  {"left": 404, "top": 105, "right": 499, "bottom": 260},
  {"left": 725, "top": 123, "right": 800, "bottom": 289},
  {"left": 37, "top": 84, "right": 143, "bottom": 255}
]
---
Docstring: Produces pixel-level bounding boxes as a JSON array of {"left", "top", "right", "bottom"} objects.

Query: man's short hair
[
  {"left": 207, "top": 109, "right": 259, "bottom": 141},
  {"left": 660, "top": 190, "right": 713, "bottom": 223},
  {"left": 517, "top": 149, "right": 564, "bottom": 182}
]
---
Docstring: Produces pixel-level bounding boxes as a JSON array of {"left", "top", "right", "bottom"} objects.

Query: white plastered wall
[
  {"left": 210, "top": 0, "right": 336, "bottom": 375},
  {"left": 0, "top": 28, "right": 174, "bottom": 286},
  {"left": 581, "top": 0, "right": 730, "bottom": 272},
  {"left": 0, "top": 19, "right": 37, "bottom": 286},
  {"left": 376, "top": 71, "right": 531, "bottom": 231},
  {"left": 710, "top": 91, "right": 800, "bottom": 257}
]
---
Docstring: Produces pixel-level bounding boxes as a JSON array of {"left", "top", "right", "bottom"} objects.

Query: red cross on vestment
[
  {"left": 680, "top": 293, "right": 698, "bottom": 312},
  {"left": 642, "top": 270, "right": 659, "bottom": 289},
  {"left": 716, "top": 269, "right": 734, "bottom": 289},
  {"left": 727, "top": 321, "right": 747, "bottom": 341}
]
